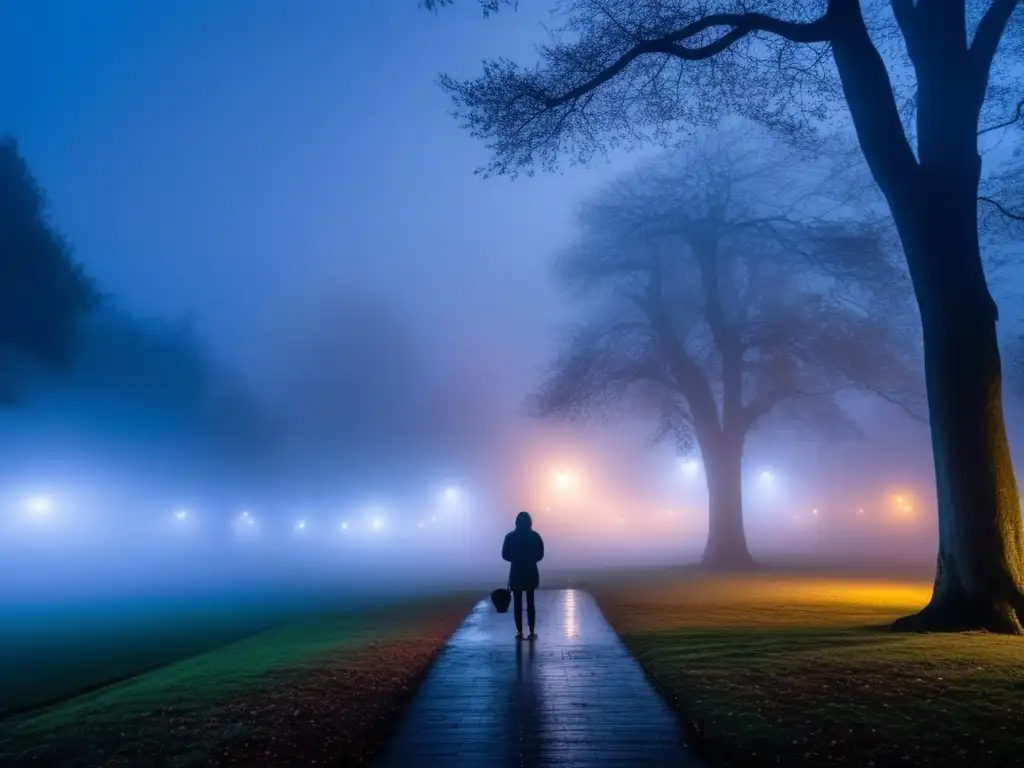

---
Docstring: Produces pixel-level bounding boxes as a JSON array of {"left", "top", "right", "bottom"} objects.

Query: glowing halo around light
[
  {"left": 26, "top": 496, "right": 52, "bottom": 515},
  {"left": 231, "top": 510, "right": 258, "bottom": 536},
  {"left": 554, "top": 470, "right": 577, "bottom": 491}
]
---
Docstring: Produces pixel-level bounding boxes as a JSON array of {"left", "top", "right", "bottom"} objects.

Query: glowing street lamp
[
  {"left": 892, "top": 493, "right": 915, "bottom": 518},
  {"left": 554, "top": 470, "right": 575, "bottom": 491},
  {"left": 26, "top": 496, "right": 51, "bottom": 515},
  {"left": 232, "top": 510, "right": 257, "bottom": 536}
]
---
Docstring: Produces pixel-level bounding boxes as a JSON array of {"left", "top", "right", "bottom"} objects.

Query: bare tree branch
[
  {"left": 978, "top": 97, "right": 1024, "bottom": 136},
  {"left": 979, "top": 195, "right": 1024, "bottom": 222}
]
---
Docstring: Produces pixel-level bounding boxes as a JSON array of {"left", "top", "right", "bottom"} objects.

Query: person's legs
[
  {"left": 513, "top": 589, "right": 524, "bottom": 635},
  {"left": 526, "top": 589, "right": 536, "bottom": 634}
]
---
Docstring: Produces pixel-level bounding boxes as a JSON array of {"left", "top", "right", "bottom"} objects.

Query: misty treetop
[
  {"left": 0, "top": 138, "right": 96, "bottom": 401},
  {"left": 529, "top": 125, "right": 923, "bottom": 565}
]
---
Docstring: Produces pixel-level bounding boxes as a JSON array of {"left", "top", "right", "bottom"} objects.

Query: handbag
[{"left": 490, "top": 580, "right": 511, "bottom": 613}]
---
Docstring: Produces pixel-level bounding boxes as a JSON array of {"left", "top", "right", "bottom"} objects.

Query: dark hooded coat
[{"left": 502, "top": 515, "right": 544, "bottom": 591}]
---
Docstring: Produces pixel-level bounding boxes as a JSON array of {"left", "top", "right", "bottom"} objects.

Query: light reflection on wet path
[{"left": 375, "top": 589, "right": 701, "bottom": 767}]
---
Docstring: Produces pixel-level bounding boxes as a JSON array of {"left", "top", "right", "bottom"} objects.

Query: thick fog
[{"left": 3, "top": 0, "right": 1021, "bottom": 616}]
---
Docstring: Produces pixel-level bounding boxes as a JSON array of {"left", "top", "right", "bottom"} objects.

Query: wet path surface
[{"left": 375, "top": 589, "right": 702, "bottom": 767}]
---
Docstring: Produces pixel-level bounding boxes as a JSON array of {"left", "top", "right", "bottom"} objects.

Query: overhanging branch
[{"left": 545, "top": 11, "right": 832, "bottom": 109}]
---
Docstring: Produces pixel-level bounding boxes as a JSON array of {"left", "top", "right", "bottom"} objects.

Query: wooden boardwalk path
[{"left": 375, "top": 589, "right": 702, "bottom": 767}]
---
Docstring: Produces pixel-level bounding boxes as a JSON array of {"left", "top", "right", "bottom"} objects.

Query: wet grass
[
  {"left": 0, "top": 594, "right": 476, "bottom": 766},
  {"left": 587, "top": 573, "right": 1024, "bottom": 767}
]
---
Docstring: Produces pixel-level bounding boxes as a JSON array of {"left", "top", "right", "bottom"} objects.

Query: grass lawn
[
  {"left": 0, "top": 598, "right": 299, "bottom": 717},
  {"left": 586, "top": 571, "right": 1024, "bottom": 767},
  {"left": 0, "top": 593, "right": 475, "bottom": 767}
]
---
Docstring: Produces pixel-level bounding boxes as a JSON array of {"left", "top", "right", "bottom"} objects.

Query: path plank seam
[{"left": 375, "top": 589, "right": 702, "bottom": 767}]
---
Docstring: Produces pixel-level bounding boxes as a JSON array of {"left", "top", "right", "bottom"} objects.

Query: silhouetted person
[{"left": 502, "top": 511, "right": 544, "bottom": 640}]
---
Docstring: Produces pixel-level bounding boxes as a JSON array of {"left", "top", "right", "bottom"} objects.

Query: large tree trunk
[
  {"left": 890, "top": 185, "right": 1024, "bottom": 634},
  {"left": 701, "top": 431, "right": 755, "bottom": 569},
  {"left": 892, "top": 278, "right": 1024, "bottom": 633},
  {"left": 829, "top": 5, "right": 1024, "bottom": 632}
]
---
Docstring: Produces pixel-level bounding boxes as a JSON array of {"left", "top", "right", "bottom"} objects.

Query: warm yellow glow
[
  {"left": 594, "top": 577, "right": 933, "bottom": 632},
  {"left": 554, "top": 470, "right": 577, "bottom": 492},
  {"left": 891, "top": 491, "right": 915, "bottom": 519}
]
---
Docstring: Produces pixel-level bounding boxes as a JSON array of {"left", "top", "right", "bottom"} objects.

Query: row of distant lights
[
  {"left": 219, "top": 509, "right": 425, "bottom": 533},
  {"left": 25, "top": 486, "right": 465, "bottom": 533}
]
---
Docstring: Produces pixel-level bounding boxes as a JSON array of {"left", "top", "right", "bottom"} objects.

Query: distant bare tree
[
  {"left": 428, "top": 0, "right": 1024, "bottom": 634},
  {"left": 528, "top": 126, "right": 921, "bottom": 567}
]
